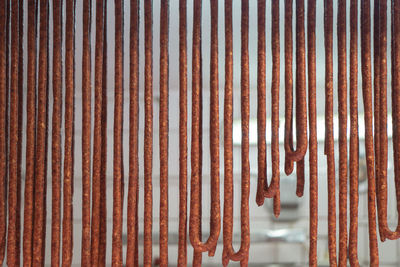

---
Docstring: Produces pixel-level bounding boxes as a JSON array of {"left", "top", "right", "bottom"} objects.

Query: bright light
[{"left": 232, "top": 113, "right": 393, "bottom": 145}]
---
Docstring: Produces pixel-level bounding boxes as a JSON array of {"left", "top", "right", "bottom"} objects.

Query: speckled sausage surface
[
  {"left": 349, "top": 0, "right": 360, "bottom": 265},
  {"left": 126, "top": 0, "right": 140, "bottom": 266},
  {"left": 177, "top": 0, "right": 188, "bottom": 265},
  {"left": 81, "top": 0, "right": 92, "bottom": 265},
  {"left": 307, "top": 1, "right": 318, "bottom": 266},
  {"left": 62, "top": 0, "right": 75, "bottom": 265},
  {"left": 360, "top": 0, "right": 379, "bottom": 264},
  {"left": 22, "top": 1, "right": 37, "bottom": 265},
  {"left": 143, "top": 0, "right": 154, "bottom": 265},
  {"left": 324, "top": 1, "right": 337, "bottom": 266}
]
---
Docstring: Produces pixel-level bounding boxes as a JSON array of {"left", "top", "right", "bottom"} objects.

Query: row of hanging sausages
[{"left": 1, "top": 0, "right": 400, "bottom": 266}]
